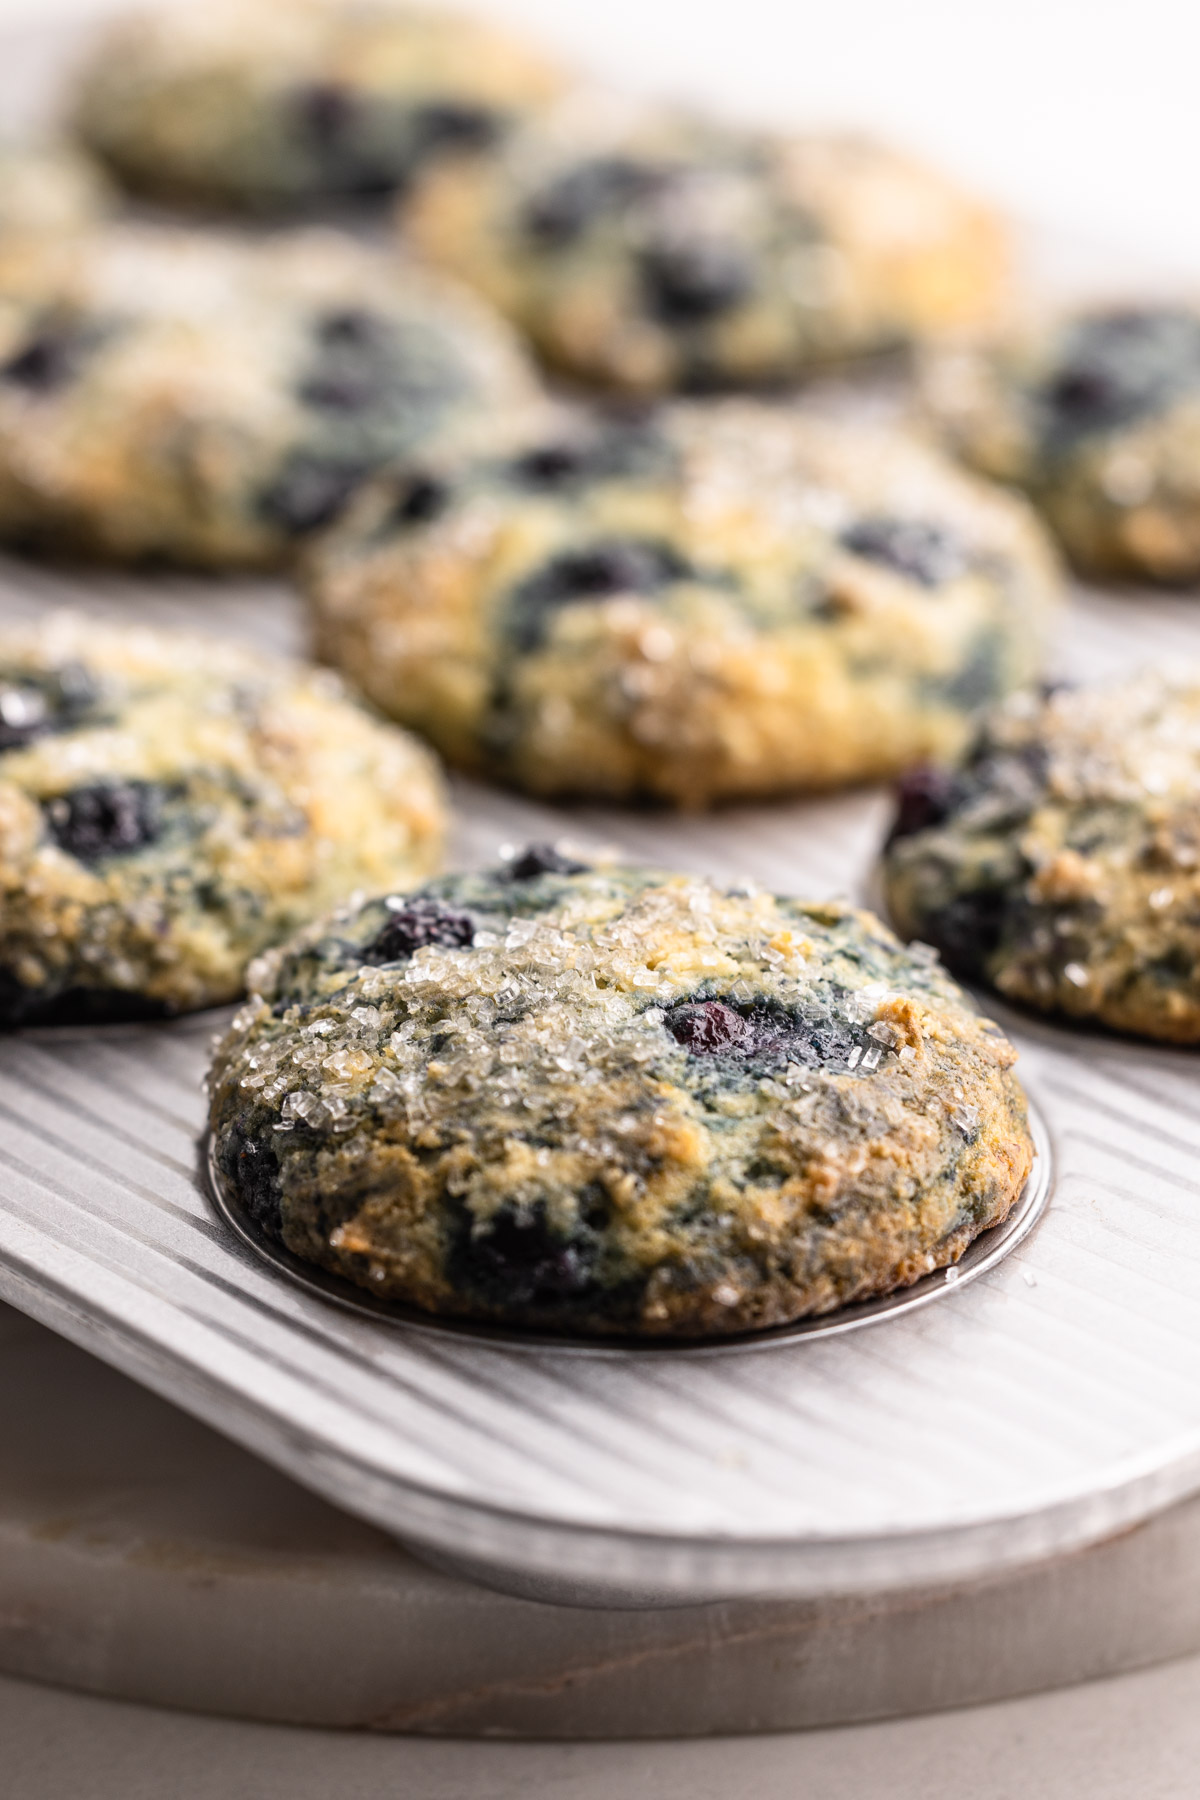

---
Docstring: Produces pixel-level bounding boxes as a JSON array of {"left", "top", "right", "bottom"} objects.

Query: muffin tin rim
[{"left": 202, "top": 1096, "right": 1053, "bottom": 1358}]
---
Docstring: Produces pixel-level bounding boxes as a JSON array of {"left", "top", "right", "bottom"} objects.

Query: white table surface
[{"left": 4, "top": 0, "right": 1200, "bottom": 1789}]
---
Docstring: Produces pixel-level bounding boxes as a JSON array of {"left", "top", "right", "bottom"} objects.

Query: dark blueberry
[
  {"left": 455, "top": 1197, "right": 603, "bottom": 1308},
  {"left": 503, "top": 843, "right": 590, "bottom": 880},
  {"left": 0, "top": 323, "right": 92, "bottom": 393},
  {"left": 924, "top": 887, "right": 1009, "bottom": 983},
  {"left": 841, "top": 517, "right": 970, "bottom": 588},
  {"left": 44, "top": 780, "right": 165, "bottom": 863},
  {"left": 216, "top": 1127, "right": 283, "bottom": 1241},
  {"left": 292, "top": 90, "right": 500, "bottom": 198},
  {"left": 314, "top": 309, "right": 381, "bottom": 347},
  {"left": 289, "top": 84, "right": 402, "bottom": 194},
  {"left": 1046, "top": 365, "right": 1118, "bottom": 429},
  {"left": 664, "top": 1000, "right": 753, "bottom": 1054},
  {"left": 933, "top": 741, "right": 1048, "bottom": 837},
  {"left": 509, "top": 442, "right": 589, "bottom": 486},
  {"left": 299, "top": 310, "right": 464, "bottom": 424},
  {"left": 638, "top": 239, "right": 753, "bottom": 326},
  {"left": 363, "top": 897, "right": 476, "bottom": 963},
  {"left": 506, "top": 538, "right": 690, "bottom": 652},
  {"left": 665, "top": 996, "right": 867, "bottom": 1071},
  {"left": 294, "top": 82, "right": 358, "bottom": 150},
  {"left": 298, "top": 372, "right": 375, "bottom": 411},
  {"left": 299, "top": 308, "right": 394, "bottom": 410},
  {"left": 386, "top": 472, "right": 448, "bottom": 529},
  {"left": 410, "top": 103, "right": 499, "bottom": 157},
  {"left": 1041, "top": 309, "right": 1200, "bottom": 443},
  {"left": 506, "top": 419, "right": 665, "bottom": 492},
  {"left": 522, "top": 157, "right": 666, "bottom": 247},
  {"left": 886, "top": 765, "right": 966, "bottom": 847},
  {"left": 259, "top": 453, "right": 372, "bottom": 535},
  {"left": 1149, "top": 943, "right": 1195, "bottom": 984}
]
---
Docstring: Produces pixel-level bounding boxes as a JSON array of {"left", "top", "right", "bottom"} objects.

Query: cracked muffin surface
[
  {"left": 0, "top": 613, "right": 445, "bottom": 1024},
  {"left": 306, "top": 397, "right": 1060, "bottom": 806},
  {"left": 207, "top": 849, "right": 1034, "bottom": 1338},
  {"left": 926, "top": 305, "right": 1200, "bottom": 580},
  {"left": 882, "top": 674, "right": 1200, "bottom": 1041},
  {"left": 0, "top": 223, "right": 538, "bottom": 568},
  {"left": 405, "top": 95, "right": 1011, "bottom": 392},
  {"left": 70, "top": 0, "right": 565, "bottom": 214}
]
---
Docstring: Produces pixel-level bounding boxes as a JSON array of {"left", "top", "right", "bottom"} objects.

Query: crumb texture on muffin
[
  {"left": 208, "top": 851, "right": 1034, "bottom": 1338},
  {"left": 0, "top": 223, "right": 538, "bottom": 567},
  {"left": 71, "top": 0, "right": 565, "bottom": 212},
  {"left": 0, "top": 613, "right": 445, "bottom": 1022},
  {"left": 883, "top": 673, "right": 1200, "bottom": 1041},
  {"left": 925, "top": 306, "right": 1200, "bottom": 580},
  {"left": 306, "top": 398, "right": 1059, "bottom": 805},
  {"left": 406, "top": 94, "right": 1011, "bottom": 391}
]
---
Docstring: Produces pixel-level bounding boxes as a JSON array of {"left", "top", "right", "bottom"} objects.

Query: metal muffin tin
[
  {"left": 3, "top": 556, "right": 1200, "bottom": 1605},
  {"left": 204, "top": 1113, "right": 1053, "bottom": 1357}
]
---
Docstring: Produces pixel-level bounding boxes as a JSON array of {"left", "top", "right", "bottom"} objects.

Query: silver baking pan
[{"left": 3, "top": 552, "right": 1200, "bottom": 1605}]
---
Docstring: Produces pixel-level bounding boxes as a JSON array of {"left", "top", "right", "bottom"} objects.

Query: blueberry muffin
[
  {"left": 925, "top": 305, "right": 1200, "bottom": 581},
  {"left": 207, "top": 850, "right": 1034, "bottom": 1337},
  {"left": 70, "top": 0, "right": 565, "bottom": 213},
  {"left": 0, "top": 145, "right": 110, "bottom": 240},
  {"left": 306, "top": 399, "right": 1060, "bottom": 806},
  {"left": 882, "top": 674, "right": 1200, "bottom": 1042},
  {"left": 405, "top": 95, "right": 1011, "bottom": 392},
  {"left": 0, "top": 614, "right": 445, "bottom": 1024},
  {"left": 0, "top": 223, "right": 538, "bottom": 567}
]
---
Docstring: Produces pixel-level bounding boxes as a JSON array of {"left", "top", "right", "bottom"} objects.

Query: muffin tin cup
[{"left": 203, "top": 1104, "right": 1053, "bottom": 1358}]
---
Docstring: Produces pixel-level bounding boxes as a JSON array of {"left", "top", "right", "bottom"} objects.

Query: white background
[{"left": 486, "top": 0, "right": 1200, "bottom": 276}]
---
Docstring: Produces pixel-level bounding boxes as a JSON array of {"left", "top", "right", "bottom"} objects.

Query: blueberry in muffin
[
  {"left": 882, "top": 673, "right": 1200, "bottom": 1041},
  {"left": 406, "top": 94, "right": 1011, "bottom": 392},
  {"left": 70, "top": 0, "right": 565, "bottom": 214},
  {"left": 926, "top": 304, "right": 1200, "bottom": 580},
  {"left": 0, "top": 613, "right": 445, "bottom": 1022},
  {"left": 306, "top": 397, "right": 1060, "bottom": 805},
  {"left": 0, "top": 223, "right": 538, "bottom": 567},
  {"left": 207, "top": 851, "right": 1034, "bottom": 1337}
]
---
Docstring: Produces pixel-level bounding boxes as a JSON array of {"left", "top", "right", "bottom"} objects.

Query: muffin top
[
  {"left": 208, "top": 850, "right": 1034, "bottom": 1337},
  {"left": 71, "top": 0, "right": 566, "bottom": 211},
  {"left": 0, "top": 612, "right": 445, "bottom": 1021},
  {"left": 883, "top": 672, "right": 1200, "bottom": 1040},
  {"left": 406, "top": 92, "right": 1010, "bottom": 390},
  {"left": 0, "top": 223, "right": 538, "bottom": 564},
  {"left": 925, "top": 304, "right": 1200, "bottom": 579},
  {"left": 307, "top": 396, "right": 1059, "bottom": 803}
]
